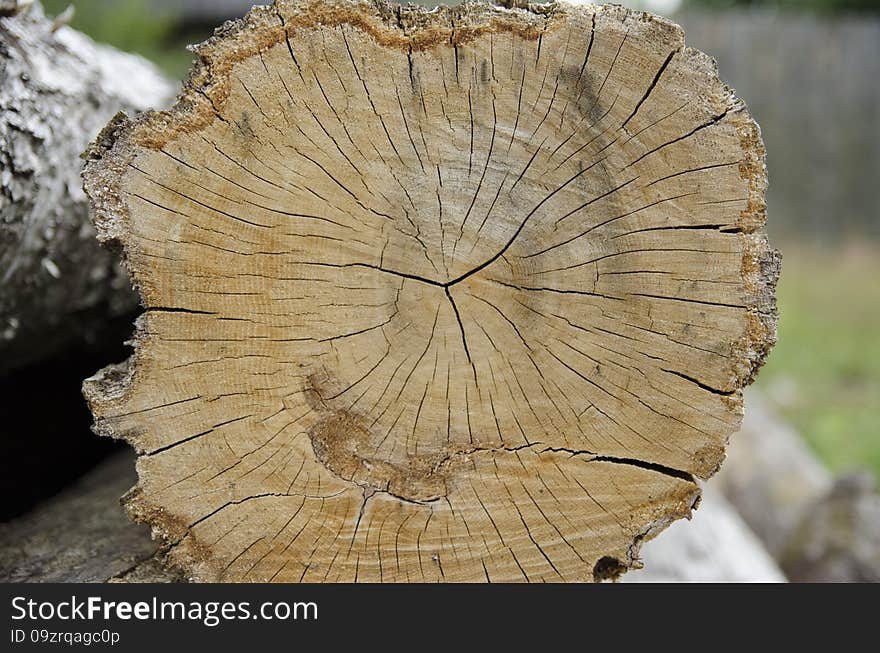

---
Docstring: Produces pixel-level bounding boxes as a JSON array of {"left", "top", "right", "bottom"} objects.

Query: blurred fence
[
  {"left": 157, "top": 2, "right": 880, "bottom": 241},
  {"left": 678, "top": 10, "right": 880, "bottom": 241}
]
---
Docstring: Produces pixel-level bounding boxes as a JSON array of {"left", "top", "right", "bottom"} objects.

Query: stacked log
[{"left": 0, "top": 0, "right": 173, "bottom": 373}]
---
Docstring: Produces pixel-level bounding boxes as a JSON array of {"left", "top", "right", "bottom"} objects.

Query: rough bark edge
[
  {"left": 81, "top": 0, "right": 776, "bottom": 582},
  {"left": 662, "top": 44, "right": 779, "bottom": 479}
]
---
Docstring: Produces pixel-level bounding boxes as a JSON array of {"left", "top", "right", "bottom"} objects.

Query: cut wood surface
[
  {"left": 83, "top": 0, "right": 778, "bottom": 582},
  {"left": 0, "top": 1, "right": 174, "bottom": 373},
  {"left": 0, "top": 451, "right": 785, "bottom": 584}
]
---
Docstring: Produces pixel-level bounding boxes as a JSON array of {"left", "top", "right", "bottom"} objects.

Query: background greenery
[
  {"left": 759, "top": 245, "right": 880, "bottom": 478},
  {"left": 42, "top": 0, "right": 195, "bottom": 78},
  {"left": 683, "top": 0, "right": 880, "bottom": 11},
  {"left": 39, "top": 0, "right": 880, "bottom": 481}
]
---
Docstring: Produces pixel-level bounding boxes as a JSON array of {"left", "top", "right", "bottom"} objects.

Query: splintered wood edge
[{"left": 82, "top": 0, "right": 778, "bottom": 581}]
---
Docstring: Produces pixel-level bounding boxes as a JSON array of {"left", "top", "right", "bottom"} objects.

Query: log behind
[{"left": 0, "top": 1, "right": 174, "bottom": 374}]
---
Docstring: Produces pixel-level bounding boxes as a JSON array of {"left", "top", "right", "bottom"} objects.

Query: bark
[
  {"left": 82, "top": 0, "right": 778, "bottom": 582},
  {"left": 0, "top": 451, "right": 180, "bottom": 583},
  {"left": 0, "top": 0, "right": 174, "bottom": 373}
]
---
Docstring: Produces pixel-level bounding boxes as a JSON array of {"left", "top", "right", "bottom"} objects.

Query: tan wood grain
[{"left": 82, "top": 0, "right": 777, "bottom": 582}]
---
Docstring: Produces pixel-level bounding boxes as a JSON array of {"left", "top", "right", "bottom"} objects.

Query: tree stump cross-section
[{"left": 82, "top": 0, "right": 778, "bottom": 582}]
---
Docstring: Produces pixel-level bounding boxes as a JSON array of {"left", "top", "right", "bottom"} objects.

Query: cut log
[
  {"left": 82, "top": 0, "right": 778, "bottom": 582},
  {"left": 716, "top": 392, "right": 880, "bottom": 582},
  {"left": 781, "top": 472, "right": 880, "bottom": 583},
  {"left": 0, "top": 0, "right": 174, "bottom": 373},
  {"left": 0, "top": 452, "right": 785, "bottom": 584},
  {"left": 0, "top": 452, "right": 180, "bottom": 583}
]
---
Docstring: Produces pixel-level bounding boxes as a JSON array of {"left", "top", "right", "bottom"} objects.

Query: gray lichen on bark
[{"left": 0, "top": 0, "right": 174, "bottom": 371}]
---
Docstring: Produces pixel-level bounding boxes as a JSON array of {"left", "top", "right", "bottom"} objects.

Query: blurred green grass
[
  {"left": 42, "top": 0, "right": 197, "bottom": 79},
  {"left": 757, "top": 243, "right": 880, "bottom": 480}
]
